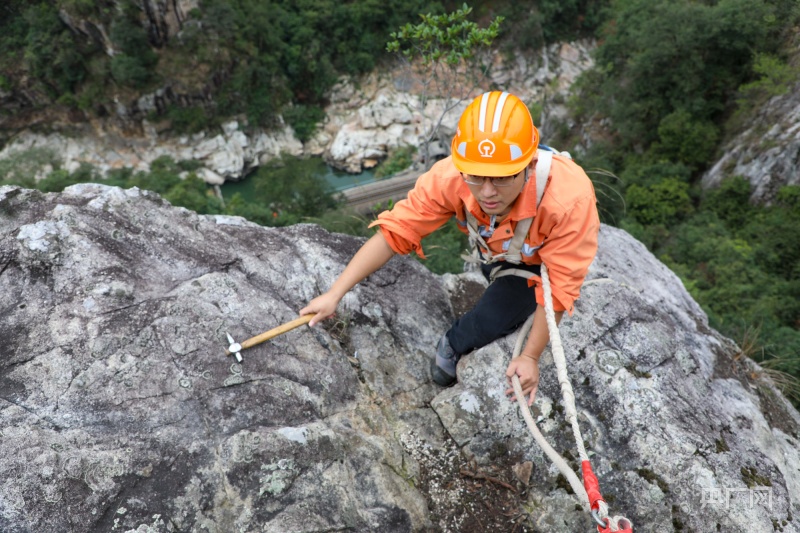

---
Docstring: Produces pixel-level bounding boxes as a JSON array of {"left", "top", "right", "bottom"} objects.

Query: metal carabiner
[{"left": 591, "top": 509, "right": 609, "bottom": 528}]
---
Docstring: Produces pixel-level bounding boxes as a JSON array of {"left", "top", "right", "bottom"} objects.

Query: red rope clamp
[
  {"left": 582, "top": 461, "right": 606, "bottom": 512},
  {"left": 583, "top": 461, "right": 634, "bottom": 532}
]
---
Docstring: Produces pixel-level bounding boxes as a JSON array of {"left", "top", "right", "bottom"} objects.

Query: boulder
[{"left": 0, "top": 184, "right": 798, "bottom": 532}]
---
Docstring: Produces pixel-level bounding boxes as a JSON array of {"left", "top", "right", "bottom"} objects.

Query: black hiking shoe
[{"left": 431, "top": 334, "right": 459, "bottom": 387}]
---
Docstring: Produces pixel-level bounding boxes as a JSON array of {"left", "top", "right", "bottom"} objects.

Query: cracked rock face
[
  {"left": 702, "top": 77, "right": 800, "bottom": 204},
  {"left": 1, "top": 184, "right": 799, "bottom": 533}
]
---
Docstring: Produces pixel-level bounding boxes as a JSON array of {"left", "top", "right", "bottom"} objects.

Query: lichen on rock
[{"left": 1, "top": 183, "right": 798, "bottom": 532}]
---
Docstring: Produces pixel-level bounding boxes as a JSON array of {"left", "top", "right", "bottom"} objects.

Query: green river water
[{"left": 220, "top": 158, "right": 377, "bottom": 201}]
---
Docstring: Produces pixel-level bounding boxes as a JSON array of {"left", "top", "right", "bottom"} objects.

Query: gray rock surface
[
  {"left": 1, "top": 184, "right": 798, "bottom": 532},
  {"left": 703, "top": 77, "right": 800, "bottom": 203}
]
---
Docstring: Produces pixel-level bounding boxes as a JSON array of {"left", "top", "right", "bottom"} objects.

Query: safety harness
[{"left": 461, "top": 147, "right": 561, "bottom": 282}]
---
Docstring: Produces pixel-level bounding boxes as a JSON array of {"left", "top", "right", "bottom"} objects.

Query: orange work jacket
[{"left": 369, "top": 155, "right": 600, "bottom": 314}]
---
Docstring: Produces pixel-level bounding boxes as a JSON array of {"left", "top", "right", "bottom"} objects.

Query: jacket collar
[{"left": 455, "top": 159, "right": 539, "bottom": 223}]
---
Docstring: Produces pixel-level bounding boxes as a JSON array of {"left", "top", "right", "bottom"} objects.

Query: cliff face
[
  {"left": 0, "top": 1, "right": 200, "bottom": 137},
  {"left": 0, "top": 31, "right": 595, "bottom": 181},
  {"left": 703, "top": 74, "right": 800, "bottom": 203},
  {"left": 1, "top": 184, "right": 799, "bottom": 532}
]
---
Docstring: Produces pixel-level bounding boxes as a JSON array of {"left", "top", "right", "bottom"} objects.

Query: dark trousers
[{"left": 446, "top": 262, "right": 541, "bottom": 355}]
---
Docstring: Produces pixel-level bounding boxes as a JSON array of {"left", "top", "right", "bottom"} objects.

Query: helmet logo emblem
[{"left": 478, "top": 139, "right": 496, "bottom": 158}]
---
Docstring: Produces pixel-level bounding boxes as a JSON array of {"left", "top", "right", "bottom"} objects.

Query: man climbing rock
[{"left": 300, "top": 91, "right": 599, "bottom": 405}]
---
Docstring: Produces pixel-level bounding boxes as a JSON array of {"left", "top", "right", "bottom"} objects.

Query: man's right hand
[
  {"left": 505, "top": 355, "right": 540, "bottom": 406},
  {"left": 299, "top": 292, "right": 341, "bottom": 327},
  {"left": 299, "top": 232, "right": 396, "bottom": 328}
]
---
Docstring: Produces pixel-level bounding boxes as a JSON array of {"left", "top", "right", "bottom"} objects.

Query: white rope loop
[
  {"left": 511, "top": 375, "right": 590, "bottom": 511},
  {"left": 510, "top": 262, "right": 621, "bottom": 526}
]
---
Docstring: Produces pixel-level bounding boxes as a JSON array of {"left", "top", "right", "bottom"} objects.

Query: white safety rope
[
  {"left": 510, "top": 313, "right": 591, "bottom": 512},
  {"left": 510, "top": 263, "right": 616, "bottom": 526}
]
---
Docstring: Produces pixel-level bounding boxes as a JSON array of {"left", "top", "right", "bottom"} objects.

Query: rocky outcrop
[
  {"left": 703, "top": 77, "right": 800, "bottom": 204},
  {"left": 141, "top": 0, "right": 199, "bottom": 48},
  {"left": 316, "top": 41, "right": 595, "bottom": 173},
  {"left": 1, "top": 184, "right": 798, "bottom": 532},
  {"left": 59, "top": 1, "right": 199, "bottom": 54},
  {"left": 0, "top": 120, "right": 302, "bottom": 184},
  {"left": 58, "top": 11, "right": 115, "bottom": 56},
  {"left": 0, "top": 41, "right": 595, "bottom": 182}
]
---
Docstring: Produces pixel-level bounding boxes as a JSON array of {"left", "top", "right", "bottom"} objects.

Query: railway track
[{"left": 339, "top": 167, "right": 420, "bottom": 213}]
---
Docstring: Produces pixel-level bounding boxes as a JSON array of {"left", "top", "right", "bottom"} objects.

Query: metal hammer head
[{"left": 225, "top": 332, "right": 243, "bottom": 362}]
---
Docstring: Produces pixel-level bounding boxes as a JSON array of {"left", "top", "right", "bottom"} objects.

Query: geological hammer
[{"left": 225, "top": 315, "right": 314, "bottom": 362}]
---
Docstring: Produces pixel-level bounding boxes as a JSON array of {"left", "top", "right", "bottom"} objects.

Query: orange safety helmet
[{"left": 451, "top": 91, "right": 539, "bottom": 177}]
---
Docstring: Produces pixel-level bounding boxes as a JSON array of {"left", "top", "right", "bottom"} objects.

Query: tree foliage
[
  {"left": 736, "top": 53, "right": 800, "bottom": 112},
  {"left": 190, "top": 0, "right": 441, "bottom": 129},
  {"left": 387, "top": 4, "right": 502, "bottom": 66},
  {"left": 657, "top": 180, "right": 800, "bottom": 374},
  {"left": 590, "top": 0, "right": 783, "bottom": 148},
  {"left": 1, "top": 154, "right": 224, "bottom": 216},
  {"left": 625, "top": 177, "right": 693, "bottom": 227},
  {"left": 1, "top": 1, "right": 609, "bottom": 133},
  {"left": 386, "top": 3, "right": 503, "bottom": 166},
  {"left": 568, "top": 0, "right": 800, "bottom": 387},
  {"left": 22, "top": 3, "right": 93, "bottom": 97},
  {"left": 249, "top": 155, "right": 339, "bottom": 226},
  {"left": 109, "top": 12, "right": 159, "bottom": 88}
]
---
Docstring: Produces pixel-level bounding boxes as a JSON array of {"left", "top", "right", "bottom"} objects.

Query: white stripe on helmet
[
  {"left": 492, "top": 92, "right": 510, "bottom": 133},
  {"left": 478, "top": 92, "right": 490, "bottom": 132}
]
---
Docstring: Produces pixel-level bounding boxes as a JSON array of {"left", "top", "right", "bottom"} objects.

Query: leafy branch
[{"left": 387, "top": 4, "right": 503, "bottom": 168}]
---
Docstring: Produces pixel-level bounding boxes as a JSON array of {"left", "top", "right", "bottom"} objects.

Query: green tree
[
  {"left": 283, "top": 105, "right": 326, "bottom": 144},
  {"left": 746, "top": 185, "right": 800, "bottom": 280},
  {"left": 655, "top": 181, "right": 800, "bottom": 390},
  {"left": 374, "top": 146, "right": 417, "bottom": 178},
  {"left": 591, "top": 0, "right": 779, "bottom": 148},
  {"left": 163, "top": 174, "right": 224, "bottom": 214},
  {"left": 37, "top": 163, "right": 97, "bottom": 192},
  {"left": 248, "top": 155, "right": 341, "bottom": 226},
  {"left": 0, "top": 1, "right": 30, "bottom": 62},
  {"left": 736, "top": 53, "right": 800, "bottom": 116},
  {"left": 224, "top": 193, "right": 277, "bottom": 225},
  {"left": 387, "top": 3, "right": 503, "bottom": 166},
  {"left": 625, "top": 177, "right": 693, "bottom": 226},
  {"left": 0, "top": 148, "right": 61, "bottom": 188},
  {"left": 703, "top": 175, "right": 754, "bottom": 228},
  {"left": 23, "top": 3, "right": 90, "bottom": 97},
  {"left": 127, "top": 156, "right": 182, "bottom": 194},
  {"left": 110, "top": 13, "right": 158, "bottom": 88},
  {"left": 652, "top": 109, "right": 719, "bottom": 169},
  {"left": 191, "top": 0, "right": 439, "bottom": 130},
  {"left": 619, "top": 157, "right": 691, "bottom": 188},
  {"left": 417, "top": 218, "right": 469, "bottom": 274}
]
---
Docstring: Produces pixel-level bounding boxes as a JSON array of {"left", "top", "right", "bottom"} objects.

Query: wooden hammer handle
[{"left": 240, "top": 314, "right": 314, "bottom": 351}]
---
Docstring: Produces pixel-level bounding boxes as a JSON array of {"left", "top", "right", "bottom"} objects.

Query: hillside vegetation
[{"left": 1, "top": 0, "right": 799, "bottom": 396}]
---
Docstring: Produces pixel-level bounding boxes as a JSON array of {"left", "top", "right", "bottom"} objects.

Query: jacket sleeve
[
  {"left": 533, "top": 192, "right": 599, "bottom": 315},
  {"left": 368, "top": 160, "right": 459, "bottom": 258}
]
